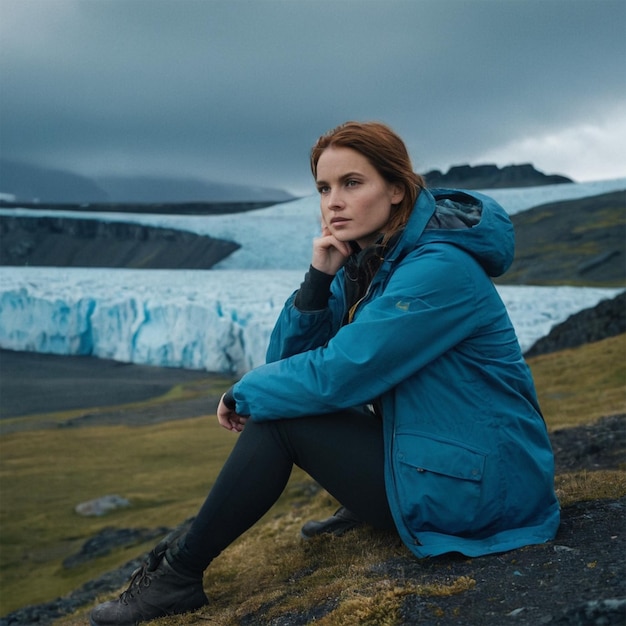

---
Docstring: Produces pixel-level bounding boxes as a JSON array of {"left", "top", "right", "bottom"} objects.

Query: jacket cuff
[
  {"left": 294, "top": 265, "right": 334, "bottom": 311},
  {"left": 222, "top": 387, "right": 237, "bottom": 410}
]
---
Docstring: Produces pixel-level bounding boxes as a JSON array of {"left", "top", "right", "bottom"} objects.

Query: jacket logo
[{"left": 395, "top": 301, "right": 411, "bottom": 312}]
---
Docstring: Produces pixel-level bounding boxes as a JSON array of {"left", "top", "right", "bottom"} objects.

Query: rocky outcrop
[
  {"left": 524, "top": 291, "right": 625, "bottom": 358},
  {"left": 423, "top": 163, "right": 572, "bottom": 189},
  {"left": 62, "top": 526, "right": 171, "bottom": 569},
  {"left": 0, "top": 215, "right": 239, "bottom": 269}
]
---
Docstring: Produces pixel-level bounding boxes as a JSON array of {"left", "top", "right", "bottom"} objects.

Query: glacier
[
  {"left": 0, "top": 267, "right": 621, "bottom": 375},
  {"left": 0, "top": 177, "right": 624, "bottom": 375}
]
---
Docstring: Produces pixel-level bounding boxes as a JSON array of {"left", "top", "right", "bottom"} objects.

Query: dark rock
[
  {"left": 525, "top": 291, "right": 626, "bottom": 358},
  {"left": 551, "top": 414, "right": 626, "bottom": 473},
  {"left": 63, "top": 526, "right": 170, "bottom": 568},
  {"left": 423, "top": 163, "right": 572, "bottom": 189},
  {"left": 0, "top": 215, "right": 239, "bottom": 269}
]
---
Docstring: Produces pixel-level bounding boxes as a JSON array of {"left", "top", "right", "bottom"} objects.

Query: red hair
[{"left": 311, "top": 121, "right": 425, "bottom": 242}]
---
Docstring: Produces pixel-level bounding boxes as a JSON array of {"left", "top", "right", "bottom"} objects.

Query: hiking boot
[
  {"left": 89, "top": 537, "right": 208, "bottom": 626},
  {"left": 300, "top": 506, "right": 362, "bottom": 539}
]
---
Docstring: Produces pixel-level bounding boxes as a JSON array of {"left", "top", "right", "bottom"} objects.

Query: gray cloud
[{"left": 1, "top": 0, "right": 625, "bottom": 194}]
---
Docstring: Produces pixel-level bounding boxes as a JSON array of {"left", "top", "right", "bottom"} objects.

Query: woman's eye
[
  {"left": 317, "top": 186, "right": 330, "bottom": 194},
  {"left": 346, "top": 179, "right": 359, "bottom": 188}
]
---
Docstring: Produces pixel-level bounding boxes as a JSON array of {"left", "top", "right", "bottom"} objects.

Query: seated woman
[{"left": 90, "top": 121, "right": 560, "bottom": 626}]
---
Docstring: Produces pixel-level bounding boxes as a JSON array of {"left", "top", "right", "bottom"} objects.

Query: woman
[{"left": 90, "top": 121, "right": 560, "bottom": 626}]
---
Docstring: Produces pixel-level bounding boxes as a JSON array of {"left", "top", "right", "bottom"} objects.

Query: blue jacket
[{"left": 232, "top": 188, "right": 560, "bottom": 558}]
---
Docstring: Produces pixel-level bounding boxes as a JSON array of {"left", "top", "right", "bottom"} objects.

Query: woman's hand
[
  {"left": 311, "top": 222, "right": 352, "bottom": 275},
  {"left": 217, "top": 395, "right": 249, "bottom": 432}
]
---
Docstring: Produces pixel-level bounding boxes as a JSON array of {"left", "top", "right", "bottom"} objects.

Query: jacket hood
[{"left": 390, "top": 188, "right": 515, "bottom": 278}]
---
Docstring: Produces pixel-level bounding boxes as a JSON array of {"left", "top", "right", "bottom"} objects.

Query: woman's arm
[
  {"left": 235, "top": 245, "right": 486, "bottom": 419},
  {"left": 266, "top": 224, "right": 352, "bottom": 362},
  {"left": 265, "top": 268, "right": 344, "bottom": 362}
]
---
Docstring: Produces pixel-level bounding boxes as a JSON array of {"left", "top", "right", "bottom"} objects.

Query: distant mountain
[
  {"left": 95, "top": 175, "right": 294, "bottom": 204},
  {"left": 0, "top": 160, "right": 294, "bottom": 204},
  {"left": 0, "top": 160, "right": 110, "bottom": 203},
  {"left": 423, "top": 163, "right": 573, "bottom": 189}
]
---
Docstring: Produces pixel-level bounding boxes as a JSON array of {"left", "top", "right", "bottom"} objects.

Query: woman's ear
[{"left": 391, "top": 184, "right": 405, "bottom": 205}]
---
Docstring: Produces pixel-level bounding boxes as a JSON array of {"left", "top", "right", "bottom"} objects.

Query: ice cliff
[{"left": 0, "top": 267, "right": 621, "bottom": 375}]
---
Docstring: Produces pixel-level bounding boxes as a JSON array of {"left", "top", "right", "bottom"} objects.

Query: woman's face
[{"left": 315, "top": 146, "right": 405, "bottom": 249}]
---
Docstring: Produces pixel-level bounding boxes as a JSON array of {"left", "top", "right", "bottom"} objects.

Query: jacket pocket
[{"left": 394, "top": 432, "right": 488, "bottom": 536}]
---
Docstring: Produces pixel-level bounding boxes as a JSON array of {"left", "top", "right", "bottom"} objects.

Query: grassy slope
[
  {"left": 495, "top": 190, "right": 625, "bottom": 286},
  {"left": 0, "top": 335, "right": 624, "bottom": 621}
]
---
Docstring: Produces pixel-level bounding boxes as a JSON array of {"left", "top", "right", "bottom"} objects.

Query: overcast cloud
[{"left": 1, "top": 0, "right": 625, "bottom": 194}]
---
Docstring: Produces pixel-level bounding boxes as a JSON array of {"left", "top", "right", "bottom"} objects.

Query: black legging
[{"left": 177, "top": 409, "right": 396, "bottom": 574}]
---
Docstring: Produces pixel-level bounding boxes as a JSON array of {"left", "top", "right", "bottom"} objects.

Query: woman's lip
[{"left": 331, "top": 217, "right": 350, "bottom": 224}]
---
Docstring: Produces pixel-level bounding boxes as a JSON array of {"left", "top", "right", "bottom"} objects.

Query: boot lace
[{"left": 119, "top": 545, "right": 166, "bottom": 604}]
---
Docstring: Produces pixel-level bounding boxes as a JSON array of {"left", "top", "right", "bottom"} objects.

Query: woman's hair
[{"left": 310, "top": 121, "right": 425, "bottom": 242}]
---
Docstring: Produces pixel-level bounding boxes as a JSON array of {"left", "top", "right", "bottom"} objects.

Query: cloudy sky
[{"left": 1, "top": 0, "right": 625, "bottom": 195}]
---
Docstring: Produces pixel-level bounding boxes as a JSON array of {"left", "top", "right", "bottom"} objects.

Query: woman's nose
[{"left": 327, "top": 188, "right": 344, "bottom": 209}]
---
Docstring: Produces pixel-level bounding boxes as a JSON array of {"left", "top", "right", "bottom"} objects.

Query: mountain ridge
[
  {"left": 424, "top": 163, "right": 573, "bottom": 189},
  {"left": 0, "top": 159, "right": 294, "bottom": 204},
  {"left": 1, "top": 159, "right": 572, "bottom": 204}
]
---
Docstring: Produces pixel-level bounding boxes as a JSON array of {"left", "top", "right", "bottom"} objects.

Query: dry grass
[
  {"left": 56, "top": 490, "right": 477, "bottom": 626},
  {"left": 528, "top": 333, "right": 626, "bottom": 430},
  {"left": 555, "top": 470, "right": 626, "bottom": 507},
  {"left": 0, "top": 413, "right": 236, "bottom": 613}
]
